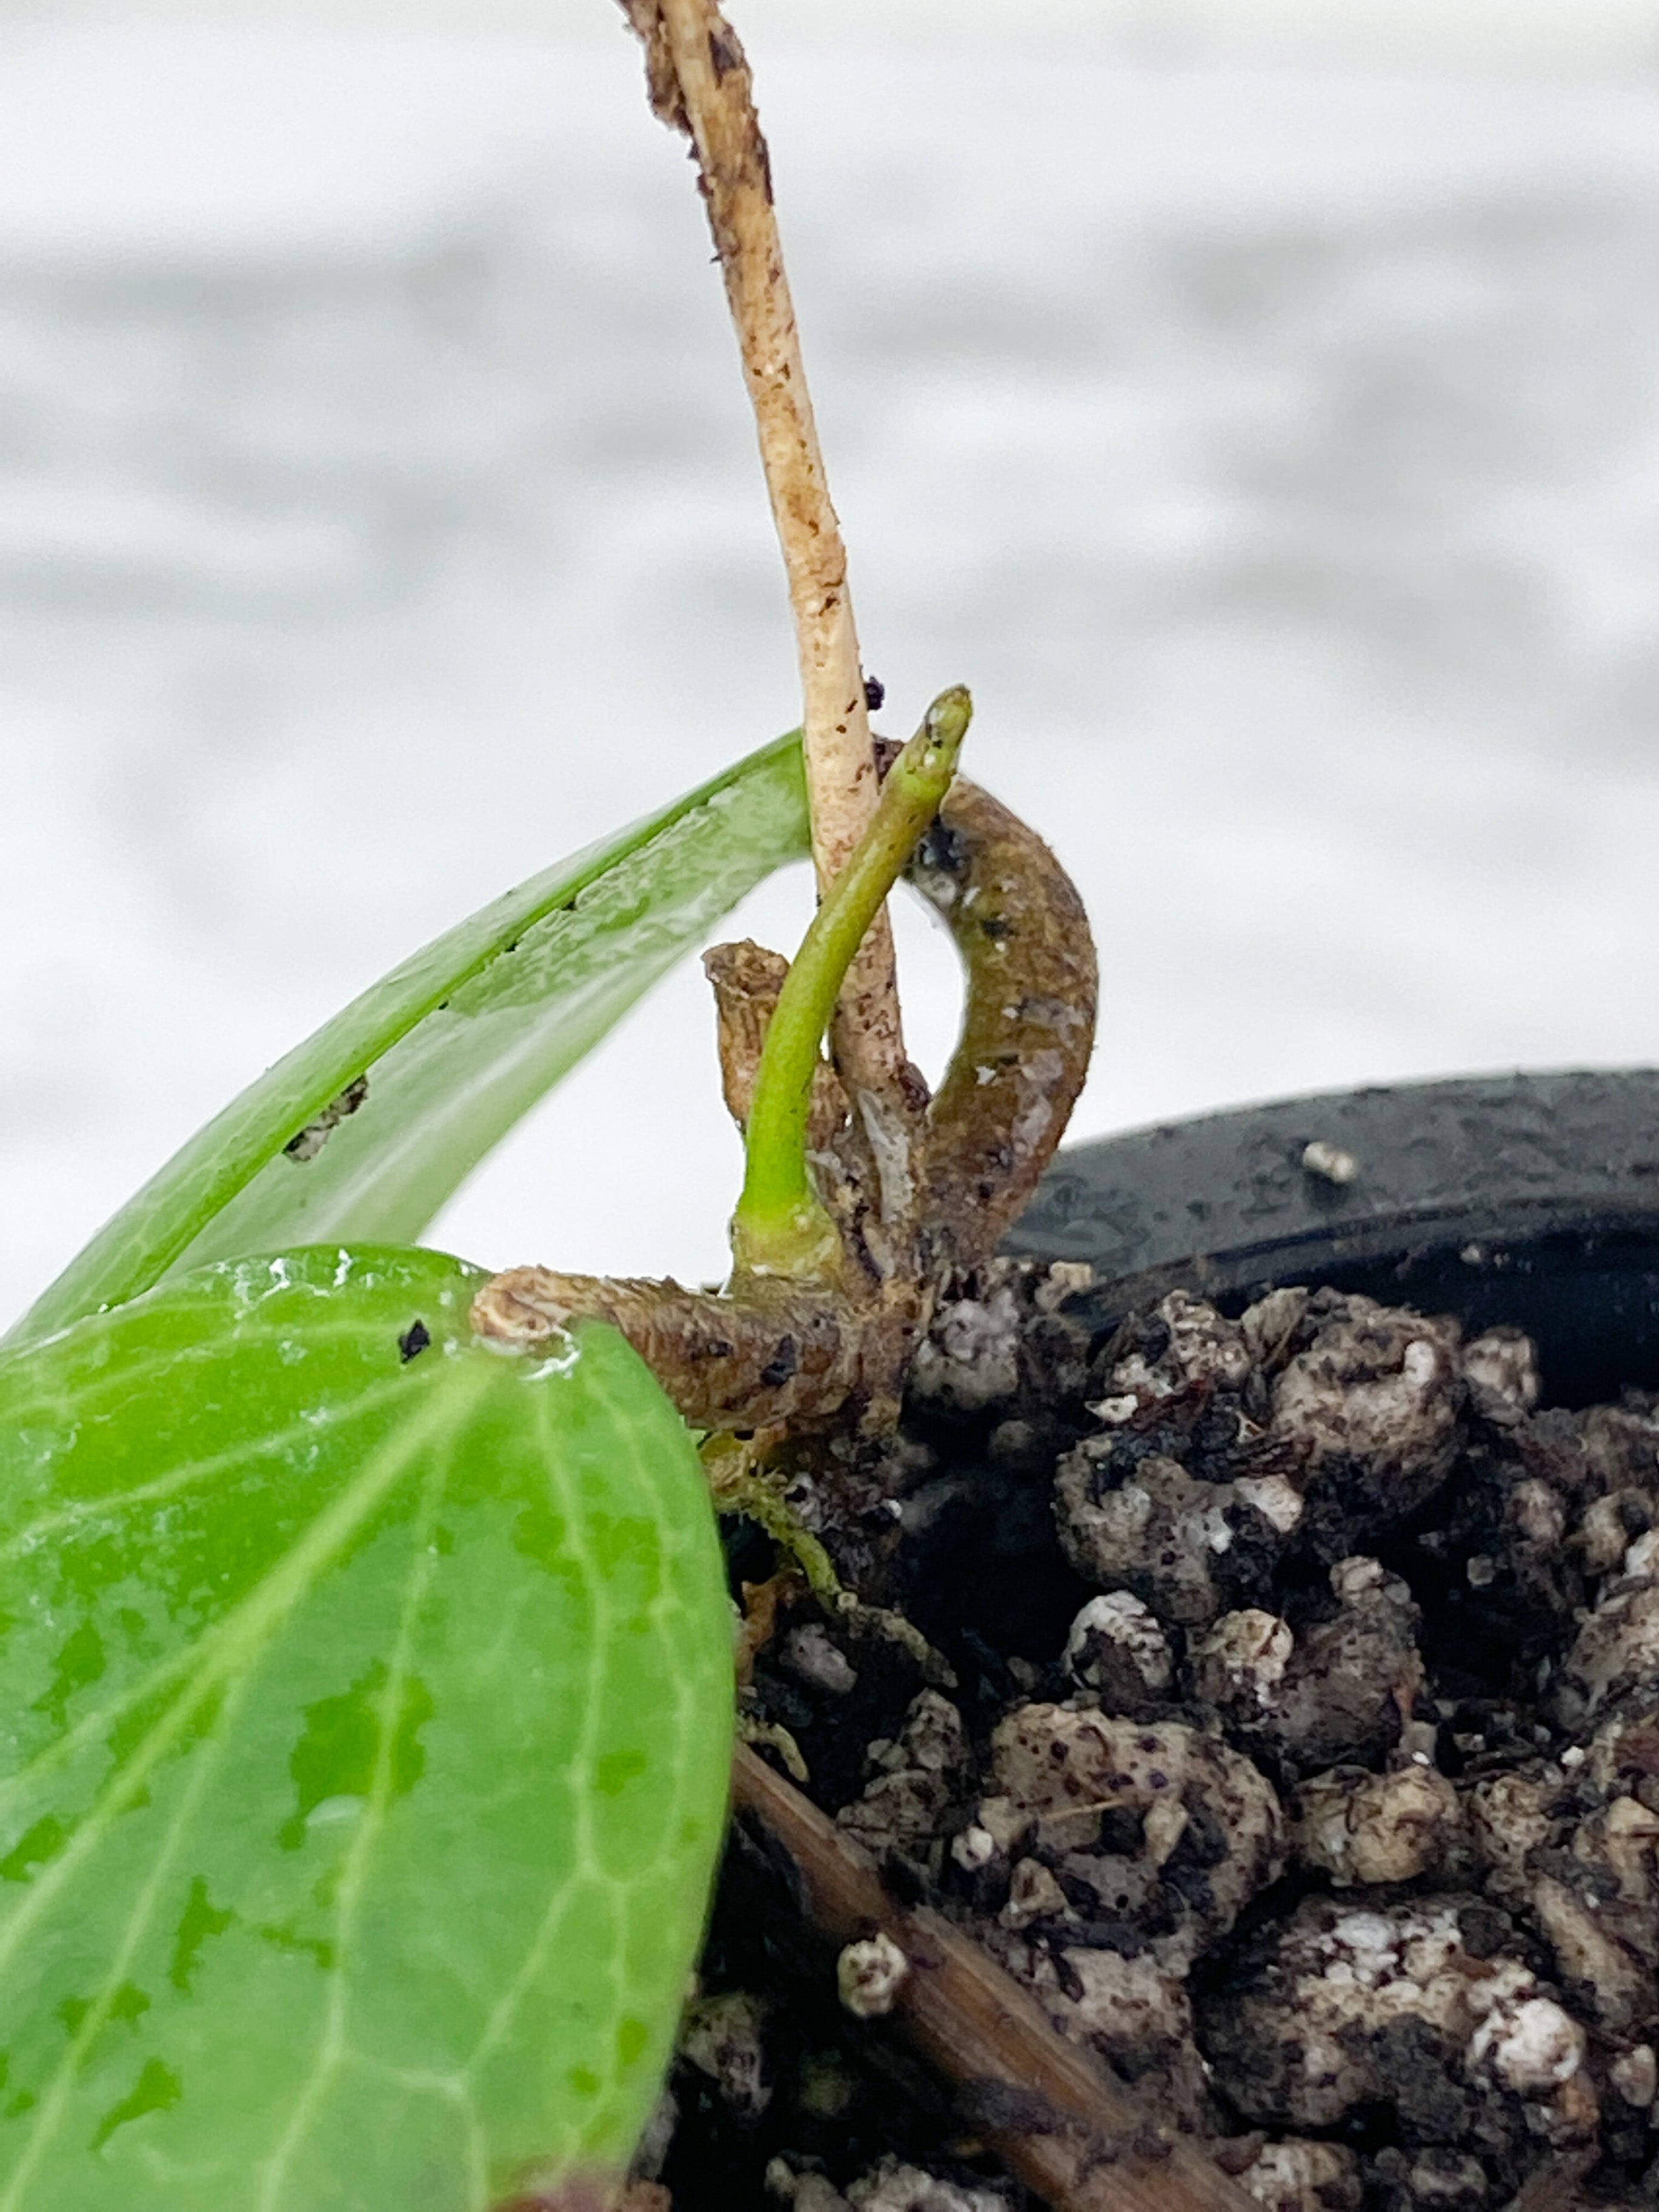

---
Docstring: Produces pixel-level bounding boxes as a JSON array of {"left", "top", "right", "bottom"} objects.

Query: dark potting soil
[{"left": 639, "top": 1265, "right": 1659, "bottom": 2212}]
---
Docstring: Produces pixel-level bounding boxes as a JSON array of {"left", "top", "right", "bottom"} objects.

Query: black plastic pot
[{"left": 1016, "top": 1068, "right": 1659, "bottom": 1407}]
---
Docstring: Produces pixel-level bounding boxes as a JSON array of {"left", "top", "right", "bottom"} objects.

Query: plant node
[{"left": 471, "top": 720, "right": 1097, "bottom": 1440}]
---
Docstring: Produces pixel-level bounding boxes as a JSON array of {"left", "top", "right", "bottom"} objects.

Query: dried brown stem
[
  {"left": 616, "top": 0, "right": 919, "bottom": 1148},
  {"left": 473, "top": 1266, "right": 858, "bottom": 1432},
  {"left": 730, "top": 1744, "right": 1261, "bottom": 2212},
  {"left": 703, "top": 938, "right": 849, "bottom": 1149}
]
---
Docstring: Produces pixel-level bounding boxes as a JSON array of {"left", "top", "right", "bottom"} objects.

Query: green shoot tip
[
  {"left": 728, "top": 681, "right": 974, "bottom": 1286},
  {"left": 925, "top": 684, "right": 972, "bottom": 750}
]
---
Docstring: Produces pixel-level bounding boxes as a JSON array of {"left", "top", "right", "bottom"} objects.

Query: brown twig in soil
[
  {"left": 615, "top": 0, "right": 921, "bottom": 1167},
  {"left": 731, "top": 1744, "right": 1260, "bottom": 2212},
  {"left": 1503, "top": 2153, "right": 1598, "bottom": 2212}
]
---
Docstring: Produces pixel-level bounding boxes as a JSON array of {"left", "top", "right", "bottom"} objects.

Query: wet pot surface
[{"left": 1018, "top": 1069, "right": 1659, "bottom": 1405}]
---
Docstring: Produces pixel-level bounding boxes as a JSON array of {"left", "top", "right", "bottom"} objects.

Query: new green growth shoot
[{"left": 729, "top": 686, "right": 972, "bottom": 1282}]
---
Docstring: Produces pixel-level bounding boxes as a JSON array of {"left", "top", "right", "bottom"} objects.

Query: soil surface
[{"left": 633, "top": 1265, "right": 1659, "bottom": 2212}]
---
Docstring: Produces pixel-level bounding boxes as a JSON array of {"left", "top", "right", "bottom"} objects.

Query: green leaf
[
  {"left": 12, "top": 733, "right": 809, "bottom": 1350},
  {"left": 0, "top": 1245, "right": 733, "bottom": 2210}
]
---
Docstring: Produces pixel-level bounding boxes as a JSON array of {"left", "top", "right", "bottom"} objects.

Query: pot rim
[{"left": 1016, "top": 1065, "right": 1659, "bottom": 1406}]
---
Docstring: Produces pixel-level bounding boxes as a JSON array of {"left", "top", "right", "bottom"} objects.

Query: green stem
[{"left": 730, "top": 686, "right": 972, "bottom": 1281}]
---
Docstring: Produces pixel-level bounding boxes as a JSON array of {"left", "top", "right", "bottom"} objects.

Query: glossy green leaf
[
  {"left": 12, "top": 733, "right": 809, "bottom": 1350},
  {"left": 0, "top": 1245, "right": 734, "bottom": 2210}
]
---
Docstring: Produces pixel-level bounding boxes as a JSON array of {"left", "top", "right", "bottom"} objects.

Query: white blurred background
[{"left": 4, "top": 0, "right": 1659, "bottom": 1326}]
